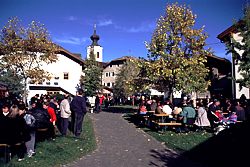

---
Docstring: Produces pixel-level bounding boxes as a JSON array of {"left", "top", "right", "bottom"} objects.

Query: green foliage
[
  {"left": 0, "top": 69, "right": 24, "bottom": 95},
  {"left": 113, "top": 59, "right": 140, "bottom": 98},
  {"left": 81, "top": 50, "right": 103, "bottom": 97},
  {"left": 0, "top": 17, "right": 58, "bottom": 102},
  {"left": 226, "top": 6, "right": 250, "bottom": 89},
  {"left": 137, "top": 3, "right": 211, "bottom": 98}
]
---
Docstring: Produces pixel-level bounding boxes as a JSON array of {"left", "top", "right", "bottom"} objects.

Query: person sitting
[
  {"left": 178, "top": 102, "right": 196, "bottom": 132},
  {"left": 207, "top": 99, "right": 221, "bottom": 129},
  {"left": 194, "top": 101, "right": 210, "bottom": 131},
  {"left": 150, "top": 99, "right": 157, "bottom": 112},
  {"left": 227, "top": 111, "right": 237, "bottom": 124},
  {"left": 139, "top": 101, "right": 147, "bottom": 115},
  {"left": 155, "top": 101, "right": 164, "bottom": 114},
  {"left": 162, "top": 100, "right": 172, "bottom": 115},
  {"left": 233, "top": 101, "right": 246, "bottom": 122}
]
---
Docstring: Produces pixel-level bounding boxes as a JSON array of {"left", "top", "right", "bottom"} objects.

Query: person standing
[
  {"left": 43, "top": 102, "right": 57, "bottom": 139},
  {"left": 98, "top": 93, "right": 105, "bottom": 112},
  {"left": 94, "top": 93, "right": 100, "bottom": 113},
  {"left": 18, "top": 104, "right": 36, "bottom": 158},
  {"left": 70, "top": 89, "right": 87, "bottom": 137},
  {"left": 60, "top": 94, "right": 71, "bottom": 136}
]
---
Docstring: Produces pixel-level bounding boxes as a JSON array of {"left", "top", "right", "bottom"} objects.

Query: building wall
[
  {"left": 102, "top": 63, "right": 123, "bottom": 88},
  {"left": 87, "top": 46, "right": 103, "bottom": 62},
  {"left": 232, "top": 33, "right": 250, "bottom": 99},
  {"left": 27, "top": 53, "right": 83, "bottom": 102}
]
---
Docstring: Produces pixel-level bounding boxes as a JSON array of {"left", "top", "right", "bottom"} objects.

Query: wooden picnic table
[{"left": 153, "top": 113, "right": 169, "bottom": 123}]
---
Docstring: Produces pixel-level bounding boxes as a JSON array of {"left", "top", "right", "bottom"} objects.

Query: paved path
[{"left": 68, "top": 112, "right": 202, "bottom": 167}]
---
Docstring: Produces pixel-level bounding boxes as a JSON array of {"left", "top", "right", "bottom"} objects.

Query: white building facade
[
  {"left": 27, "top": 48, "right": 84, "bottom": 102},
  {"left": 218, "top": 22, "right": 250, "bottom": 99}
]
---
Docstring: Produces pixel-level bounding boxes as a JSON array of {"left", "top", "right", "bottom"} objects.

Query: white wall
[
  {"left": 87, "top": 46, "right": 103, "bottom": 62},
  {"left": 232, "top": 33, "right": 250, "bottom": 99},
  {"left": 27, "top": 53, "right": 83, "bottom": 102}
]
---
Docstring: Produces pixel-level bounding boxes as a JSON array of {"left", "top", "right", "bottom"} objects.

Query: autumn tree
[
  {"left": 80, "top": 50, "right": 103, "bottom": 97},
  {"left": 226, "top": 6, "right": 250, "bottom": 89},
  {"left": 113, "top": 58, "right": 140, "bottom": 99},
  {"left": 0, "top": 17, "right": 58, "bottom": 103},
  {"left": 139, "top": 3, "right": 211, "bottom": 100}
]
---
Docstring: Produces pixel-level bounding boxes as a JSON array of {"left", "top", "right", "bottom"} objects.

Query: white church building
[{"left": 27, "top": 26, "right": 104, "bottom": 102}]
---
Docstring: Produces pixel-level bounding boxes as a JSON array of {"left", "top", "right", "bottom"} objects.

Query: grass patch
[
  {"left": 146, "top": 129, "right": 212, "bottom": 153},
  {"left": 1, "top": 114, "right": 96, "bottom": 167},
  {"left": 123, "top": 113, "right": 212, "bottom": 153}
]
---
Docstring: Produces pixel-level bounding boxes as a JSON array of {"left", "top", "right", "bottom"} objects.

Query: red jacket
[{"left": 47, "top": 106, "right": 57, "bottom": 125}]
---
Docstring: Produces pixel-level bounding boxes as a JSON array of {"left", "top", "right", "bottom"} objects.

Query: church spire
[{"left": 90, "top": 24, "right": 100, "bottom": 46}]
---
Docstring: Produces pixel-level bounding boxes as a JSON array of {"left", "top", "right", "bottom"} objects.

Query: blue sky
[{"left": 0, "top": 0, "right": 247, "bottom": 62}]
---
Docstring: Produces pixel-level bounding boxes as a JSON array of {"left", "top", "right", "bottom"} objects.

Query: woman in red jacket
[{"left": 43, "top": 102, "right": 57, "bottom": 139}]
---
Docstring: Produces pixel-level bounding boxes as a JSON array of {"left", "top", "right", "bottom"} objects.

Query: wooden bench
[
  {"left": 155, "top": 122, "right": 182, "bottom": 126},
  {"left": 37, "top": 128, "right": 48, "bottom": 132},
  {"left": 151, "top": 120, "right": 182, "bottom": 132},
  {"left": 36, "top": 128, "right": 49, "bottom": 142},
  {"left": 0, "top": 144, "right": 11, "bottom": 163}
]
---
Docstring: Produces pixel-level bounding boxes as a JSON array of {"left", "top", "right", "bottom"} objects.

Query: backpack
[{"left": 24, "top": 113, "right": 36, "bottom": 129}]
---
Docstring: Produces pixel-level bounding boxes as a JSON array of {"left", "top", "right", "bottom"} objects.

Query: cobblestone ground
[{"left": 67, "top": 112, "right": 203, "bottom": 167}]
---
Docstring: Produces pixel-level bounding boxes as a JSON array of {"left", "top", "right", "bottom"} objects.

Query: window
[
  {"left": 97, "top": 52, "right": 100, "bottom": 58},
  {"left": 112, "top": 82, "right": 115, "bottom": 87},
  {"left": 54, "top": 82, "right": 58, "bottom": 85},
  {"left": 46, "top": 82, "right": 51, "bottom": 85},
  {"left": 117, "top": 64, "right": 119, "bottom": 67},
  {"left": 110, "top": 64, "right": 112, "bottom": 68},
  {"left": 103, "top": 83, "right": 106, "bottom": 86},
  {"left": 54, "top": 77, "right": 59, "bottom": 80},
  {"left": 109, "top": 72, "right": 110, "bottom": 77},
  {"left": 107, "top": 83, "right": 110, "bottom": 87},
  {"left": 64, "top": 72, "right": 69, "bottom": 80},
  {"left": 112, "top": 72, "right": 115, "bottom": 76},
  {"left": 106, "top": 73, "right": 109, "bottom": 77}
]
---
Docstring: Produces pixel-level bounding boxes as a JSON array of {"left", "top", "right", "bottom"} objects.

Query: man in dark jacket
[{"left": 70, "top": 89, "right": 87, "bottom": 137}]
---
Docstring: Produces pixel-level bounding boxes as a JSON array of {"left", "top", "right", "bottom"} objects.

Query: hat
[
  {"left": 173, "top": 107, "right": 182, "bottom": 115},
  {"left": 213, "top": 99, "right": 219, "bottom": 102}
]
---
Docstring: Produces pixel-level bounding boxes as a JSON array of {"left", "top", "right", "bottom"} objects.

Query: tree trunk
[
  {"left": 164, "top": 87, "right": 173, "bottom": 102},
  {"left": 22, "top": 78, "right": 28, "bottom": 106}
]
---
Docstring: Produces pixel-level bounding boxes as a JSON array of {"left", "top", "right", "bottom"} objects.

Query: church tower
[{"left": 87, "top": 24, "right": 103, "bottom": 62}]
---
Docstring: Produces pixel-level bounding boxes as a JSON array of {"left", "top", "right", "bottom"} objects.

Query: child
[
  {"left": 19, "top": 104, "right": 36, "bottom": 158},
  {"left": 227, "top": 112, "right": 237, "bottom": 124}
]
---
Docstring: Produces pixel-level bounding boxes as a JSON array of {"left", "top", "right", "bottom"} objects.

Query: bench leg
[{"left": 4, "top": 146, "right": 11, "bottom": 163}]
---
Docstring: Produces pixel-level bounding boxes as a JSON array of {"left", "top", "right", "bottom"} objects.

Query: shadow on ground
[
  {"left": 103, "top": 105, "right": 138, "bottom": 113},
  {"left": 123, "top": 113, "right": 250, "bottom": 167},
  {"left": 183, "top": 120, "right": 250, "bottom": 167},
  {"left": 149, "top": 148, "right": 205, "bottom": 167}
]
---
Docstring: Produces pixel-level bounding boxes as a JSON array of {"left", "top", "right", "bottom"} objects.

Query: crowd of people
[
  {"left": 0, "top": 89, "right": 87, "bottom": 162},
  {"left": 138, "top": 95, "right": 250, "bottom": 133}
]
